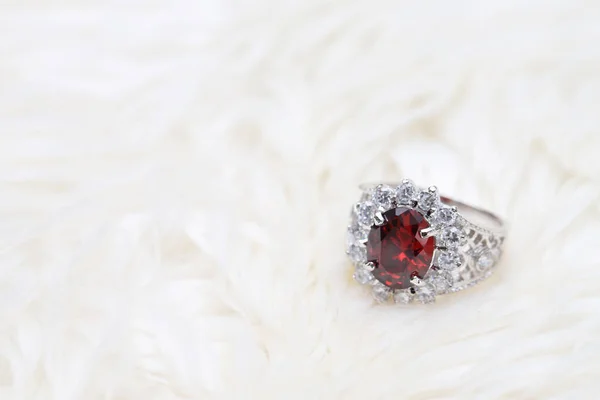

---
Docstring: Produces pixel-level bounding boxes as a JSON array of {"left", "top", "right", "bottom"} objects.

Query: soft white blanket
[{"left": 1, "top": 1, "right": 599, "bottom": 399}]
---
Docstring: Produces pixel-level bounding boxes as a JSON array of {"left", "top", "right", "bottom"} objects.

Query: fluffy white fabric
[{"left": 1, "top": 1, "right": 600, "bottom": 399}]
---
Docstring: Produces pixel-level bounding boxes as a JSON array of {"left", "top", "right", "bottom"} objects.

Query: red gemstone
[{"left": 366, "top": 207, "right": 436, "bottom": 289}]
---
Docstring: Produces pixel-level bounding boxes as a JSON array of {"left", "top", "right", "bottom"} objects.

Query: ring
[{"left": 346, "top": 180, "right": 506, "bottom": 304}]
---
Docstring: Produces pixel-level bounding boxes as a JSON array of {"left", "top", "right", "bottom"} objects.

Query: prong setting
[
  {"left": 419, "top": 226, "right": 437, "bottom": 239},
  {"left": 410, "top": 274, "right": 425, "bottom": 287},
  {"left": 363, "top": 261, "right": 376, "bottom": 272},
  {"left": 373, "top": 211, "right": 385, "bottom": 226}
]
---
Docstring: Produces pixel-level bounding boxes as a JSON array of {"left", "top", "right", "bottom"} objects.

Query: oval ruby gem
[{"left": 366, "top": 207, "right": 436, "bottom": 289}]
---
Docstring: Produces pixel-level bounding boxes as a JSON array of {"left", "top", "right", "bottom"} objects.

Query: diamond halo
[{"left": 347, "top": 180, "right": 505, "bottom": 305}]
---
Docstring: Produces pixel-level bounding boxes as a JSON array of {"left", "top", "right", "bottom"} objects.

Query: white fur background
[{"left": 1, "top": 1, "right": 600, "bottom": 399}]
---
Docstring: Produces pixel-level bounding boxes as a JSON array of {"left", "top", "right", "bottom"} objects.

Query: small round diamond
[
  {"left": 347, "top": 223, "right": 368, "bottom": 245},
  {"left": 434, "top": 207, "right": 457, "bottom": 226},
  {"left": 437, "top": 250, "right": 462, "bottom": 270},
  {"left": 477, "top": 252, "right": 494, "bottom": 271},
  {"left": 373, "top": 185, "right": 395, "bottom": 210},
  {"left": 353, "top": 267, "right": 373, "bottom": 285},
  {"left": 372, "top": 283, "right": 391, "bottom": 303},
  {"left": 416, "top": 284, "right": 436, "bottom": 304},
  {"left": 396, "top": 181, "right": 416, "bottom": 205},
  {"left": 430, "top": 270, "right": 453, "bottom": 293},
  {"left": 393, "top": 290, "right": 412, "bottom": 304},
  {"left": 417, "top": 190, "right": 439, "bottom": 211},
  {"left": 440, "top": 226, "right": 463, "bottom": 249},
  {"left": 355, "top": 201, "right": 376, "bottom": 227},
  {"left": 347, "top": 244, "right": 367, "bottom": 263}
]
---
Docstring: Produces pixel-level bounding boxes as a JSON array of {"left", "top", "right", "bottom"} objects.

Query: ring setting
[{"left": 347, "top": 180, "right": 505, "bottom": 304}]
